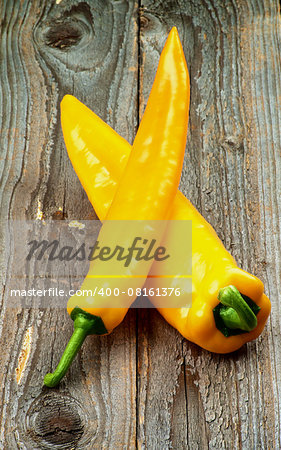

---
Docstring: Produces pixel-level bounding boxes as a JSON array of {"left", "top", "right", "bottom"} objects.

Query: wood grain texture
[
  {"left": 0, "top": 0, "right": 280, "bottom": 448},
  {"left": 0, "top": 1, "right": 138, "bottom": 448}
]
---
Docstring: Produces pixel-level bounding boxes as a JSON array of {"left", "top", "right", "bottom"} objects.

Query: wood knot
[
  {"left": 25, "top": 393, "right": 94, "bottom": 448},
  {"left": 33, "top": 3, "right": 93, "bottom": 53},
  {"left": 45, "top": 23, "right": 82, "bottom": 50},
  {"left": 222, "top": 135, "right": 245, "bottom": 153},
  {"left": 140, "top": 14, "right": 150, "bottom": 30}
]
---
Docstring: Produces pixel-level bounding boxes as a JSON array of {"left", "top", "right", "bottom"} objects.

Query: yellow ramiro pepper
[
  {"left": 60, "top": 95, "right": 271, "bottom": 354},
  {"left": 44, "top": 27, "right": 190, "bottom": 387}
]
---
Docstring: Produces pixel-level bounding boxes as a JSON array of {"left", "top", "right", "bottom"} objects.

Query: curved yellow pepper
[{"left": 61, "top": 97, "right": 271, "bottom": 354}]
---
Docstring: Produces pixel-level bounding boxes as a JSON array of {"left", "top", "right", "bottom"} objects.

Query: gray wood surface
[{"left": 0, "top": 0, "right": 280, "bottom": 448}]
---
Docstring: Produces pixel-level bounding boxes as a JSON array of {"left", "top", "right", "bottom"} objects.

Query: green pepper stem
[
  {"left": 44, "top": 325, "right": 89, "bottom": 388},
  {"left": 218, "top": 285, "right": 257, "bottom": 332},
  {"left": 44, "top": 307, "right": 108, "bottom": 388}
]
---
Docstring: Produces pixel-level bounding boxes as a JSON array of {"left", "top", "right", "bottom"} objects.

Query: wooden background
[{"left": 0, "top": 0, "right": 280, "bottom": 448}]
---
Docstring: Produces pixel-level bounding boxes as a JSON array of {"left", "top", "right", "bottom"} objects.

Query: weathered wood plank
[
  {"left": 137, "top": 0, "right": 281, "bottom": 448},
  {"left": 0, "top": 0, "right": 138, "bottom": 448}
]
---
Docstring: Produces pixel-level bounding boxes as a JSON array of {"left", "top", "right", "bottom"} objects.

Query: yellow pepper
[
  {"left": 60, "top": 96, "right": 271, "bottom": 354},
  {"left": 44, "top": 27, "right": 190, "bottom": 387}
]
